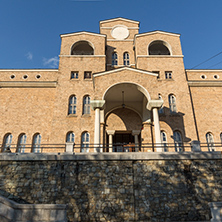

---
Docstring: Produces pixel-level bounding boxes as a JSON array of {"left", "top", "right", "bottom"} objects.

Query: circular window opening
[
  {"left": 36, "top": 74, "right": 41, "bottom": 79},
  {"left": 23, "top": 75, "right": 28, "bottom": 79},
  {"left": 10, "top": 75, "right": 15, "bottom": 79},
  {"left": 200, "top": 75, "right": 206, "bottom": 79},
  {"left": 214, "top": 75, "right": 219, "bottom": 79}
]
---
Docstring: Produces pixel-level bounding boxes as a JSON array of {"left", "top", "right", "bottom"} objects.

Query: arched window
[
  {"left": 112, "top": 52, "right": 118, "bottom": 66},
  {"left": 32, "top": 133, "right": 41, "bottom": 153},
  {"left": 66, "top": 131, "right": 75, "bottom": 143},
  {"left": 17, "top": 134, "right": 26, "bottom": 153},
  {"left": 83, "top": 95, "right": 90, "bottom": 115},
  {"left": 173, "top": 131, "right": 183, "bottom": 152},
  {"left": 169, "top": 94, "right": 177, "bottom": 113},
  {"left": 148, "top": 40, "right": 171, "bottom": 55},
  {"left": 158, "top": 94, "right": 164, "bottom": 114},
  {"left": 81, "top": 132, "right": 90, "bottom": 152},
  {"left": 206, "top": 132, "right": 215, "bottom": 151},
  {"left": 68, "top": 95, "right": 77, "bottom": 115},
  {"left": 71, "top": 41, "right": 94, "bottom": 55},
  {"left": 123, "top": 52, "right": 130, "bottom": 66},
  {"left": 2, "top": 133, "right": 12, "bottom": 151},
  {"left": 161, "top": 131, "right": 168, "bottom": 152}
]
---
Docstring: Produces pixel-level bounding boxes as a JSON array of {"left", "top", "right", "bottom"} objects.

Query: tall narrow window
[
  {"left": 68, "top": 95, "right": 77, "bottom": 115},
  {"left": 112, "top": 52, "right": 118, "bottom": 66},
  {"left": 3, "top": 133, "right": 12, "bottom": 151},
  {"left": 83, "top": 96, "right": 90, "bottom": 115},
  {"left": 161, "top": 131, "right": 168, "bottom": 152},
  {"left": 169, "top": 94, "right": 177, "bottom": 113},
  {"left": 123, "top": 52, "right": 130, "bottom": 66},
  {"left": 158, "top": 94, "right": 164, "bottom": 114},
  {"left": 17, "top": 134, "right": 26, "bottom": 153},
  {"left": 173, "top": 131, "right": 183, "bottom": 152},
  {"left": 220, "top": 133, "right": 222, "bottom": 144},
  {"left": 32, "top": 133, "right": 41, "bottom": 153},
  {"left": 66, "top": 132, "right": 75, "bottom": 143},
  {"left": 81, "top": 132, "right": 90, "bottom": 152},
  {"left": 206, "top": 132, "right": 214, "bottom": 151}
]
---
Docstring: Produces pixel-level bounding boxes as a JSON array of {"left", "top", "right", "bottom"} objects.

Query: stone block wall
[{"left": 0, "top": 153, "right": 221, "bottom": 221}]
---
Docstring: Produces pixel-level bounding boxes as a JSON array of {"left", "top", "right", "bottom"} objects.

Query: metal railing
[{"left": 0, "top": 142, "right": 222, "bottom": 153}]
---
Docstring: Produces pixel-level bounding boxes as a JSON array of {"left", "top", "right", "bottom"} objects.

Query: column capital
[
  {"left": 90, "top": 100, "right": 105, "bottom": 110},
  {"left": 132, "top": 130, "right": 141, "bottom": 136},
  {"left": 107, "top": 130, "right": 115, "bottom": 136},
  {"left": 147, "top": 99, "right": 163, "bottom": 110}
]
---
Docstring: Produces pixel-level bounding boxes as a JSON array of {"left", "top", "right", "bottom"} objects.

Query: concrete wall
[{"left": 0, "top": 152, "right": 222, "bottom": 221}]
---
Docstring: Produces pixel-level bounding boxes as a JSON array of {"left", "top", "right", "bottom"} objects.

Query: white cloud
[
  {"left": 26, "top": 52, "right": 33, "bottom": 60},
  {"left": 43, "top": 56, "right": 59, "bottom": 68}
]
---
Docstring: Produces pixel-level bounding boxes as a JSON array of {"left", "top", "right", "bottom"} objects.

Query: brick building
[{"left": 0, "top": 17, "right": 221, "bottom": 152}]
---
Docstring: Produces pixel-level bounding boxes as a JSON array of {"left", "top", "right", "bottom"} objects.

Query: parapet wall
[{"left": 0, "top": 152, "right": 221, "bottom": 221}]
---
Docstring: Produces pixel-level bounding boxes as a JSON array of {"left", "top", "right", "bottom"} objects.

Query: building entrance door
[{"left": 113, "top": 132, "right": 135, "bottom": 152}]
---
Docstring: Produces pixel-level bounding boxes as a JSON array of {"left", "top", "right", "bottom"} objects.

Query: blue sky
[{"left": 0, "top": 0, "right": 222, "bottom": 69}]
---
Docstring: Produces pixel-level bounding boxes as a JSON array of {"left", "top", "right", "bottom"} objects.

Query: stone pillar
[
  {"left": 132, "top": 130, "right": 140, "bottom": 152},
  {"left": 147, "top": 99, "right": 163, "bottom": 152},
  {"left": 141, "top": 121, "right": 153, "bottom": 151},
  {"left": 65, "top": 142, "right": 74, "bottom": 152},
  {"left": 107, "top": 130, "right": 115, "bottom": 152},
  {"left": 90, "top": 100, "right": 105, "bottom": 152}
]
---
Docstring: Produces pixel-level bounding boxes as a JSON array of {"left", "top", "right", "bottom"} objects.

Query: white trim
[
  {"left": 186, "top": 69, "right": 222, "bottom": 72},
  {"left": 188, "top": 81, "right": 222, "bottom": 87},
  {"left": 100, "top": 17, "right": 139, "bottom": 24},
  {"left": 0, "top": 81, "right": 57, "bottom": 88},
  {"left": 93, "top": 67, "right": 158, "bottom": 77},
  {"left": 137, "top": 55, "right": 184, "bottom": 58},
  {"left": 107, "top": 64, "right": 136, "bottom": 67},
  {"left": 60, "top": 31, "right": 106, "bottom": 38},
  {"left": 135, "top": 31, "right": 180, "bottom": 38},
  {"left": 101, "top": 27, "right": 139, "bottom": 30},
  {"left": 0, "top": 69, "right": 58, "bottom": 72},
  {"left": 107, "top": 39, "right": 134, "bottom": 42},
  {"left": 59, "top": 55, "right": 106, "bottom": 58}
]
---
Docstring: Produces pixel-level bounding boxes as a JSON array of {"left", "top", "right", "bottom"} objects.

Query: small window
[
  {"left": 23, "top": 75, "right": 28, "bottom": 79},
  {"left": 71, "top": 71, "right": 78, "bottom": 79},
  {"left": 81, "top": 132, "right": 90, "bottom": 152},
  {"left": 83, "top": 96, "right": 90, "bottom": 115},
  {"left": 165, "top": 71, "right": 172, "bottom": 79},
  {"left": 161, "top": 131, "right": 168, "bottom": 152},
  {"left": 153, "top": 71, "right": 160, "bottom": 79},
  {"left": 214, "top": 75, "right": 219, "bottom": 79},
  {"left": 2, "top": 133, "right": 12, "bottom": 151},
  {"left": 123, "top": 52, "right": 130, "bottom": 66},
  {"left": 206, "top": 132, "right": 215, "bottom": 151},
  {"left": 201, "top": 75, "right": 206, "bottom": 79},
  {"left": 68, "top": 95, "right": 77, "bottom": 115},
  {"left": 66, "top": 132, "right": 75, "bottom": 143},
  {"left": 173, "top": 131, "right": 183, "bottom": 152},
  {"left": 169, "top": 94, "right": 177, "bottom": 113},
  {"left": 112, "top": 52, "right": 118, "bottom": 66},
  {"left": 220, "top": 132, "right": 222, "bottom": 144},
  {"left": 17, "top": 134, "right": 27, "bottom": 153},
  {"left": 158, "top": 94, "right": 164, "bottom": 114},
  {"left": 10, "top": 75, "right": 15, "bottom": 79},
  {"left": 84, "top": 71, "right": 92, "bottom": 79},
  {"left": 32, "top": 133, "right": 41, "bottom": 153}
]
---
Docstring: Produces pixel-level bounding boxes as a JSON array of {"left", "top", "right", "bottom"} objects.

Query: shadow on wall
[
  {"left": 159, "top": 107, "right": 191, "bottom": 143},
  {"left": 0, "top": 155, "right": 220, "bottom": 221}
]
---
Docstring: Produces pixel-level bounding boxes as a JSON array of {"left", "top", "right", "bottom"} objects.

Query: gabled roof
[
  {"left": 93, "top": 67, "right": 158, "bottom": 78},
  {"left": 100, "top": 17, "right": 140, "bottom": 25},
  {"left": 136, "top": 30, "right": 180, "bottom": 38},
  {"left": 60, "top": 31, "right": 106, "bottom": 38}
]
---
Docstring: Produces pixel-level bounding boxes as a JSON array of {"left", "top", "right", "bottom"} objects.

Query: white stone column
[
  {"left": 152, "top": 107, "right": 162, "bottom": 152},
  {"left": 90, "top": 100, "right": 105, "bottom": 152},
  {"left": 147, "top": 99, "right": 163, "bottom": 152},
  {"left": 132, "top": 130, "right": 140, "bottom": 152},
  {"left": 107, "top": 130, "right": 115, "bottom": 152}
]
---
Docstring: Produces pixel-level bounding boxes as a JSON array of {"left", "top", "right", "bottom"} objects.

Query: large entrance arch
[{"left": 91, "top": 82, "right": 163, "bottom": 152}]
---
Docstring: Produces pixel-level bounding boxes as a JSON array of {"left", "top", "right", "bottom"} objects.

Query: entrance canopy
[{"left": 103, "top": 82, "right": 151, "bottom": 122}]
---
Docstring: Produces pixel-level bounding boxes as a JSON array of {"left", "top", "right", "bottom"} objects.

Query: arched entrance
[{"left": 102, "top": 82, "right": 151, "bottom": 151}]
